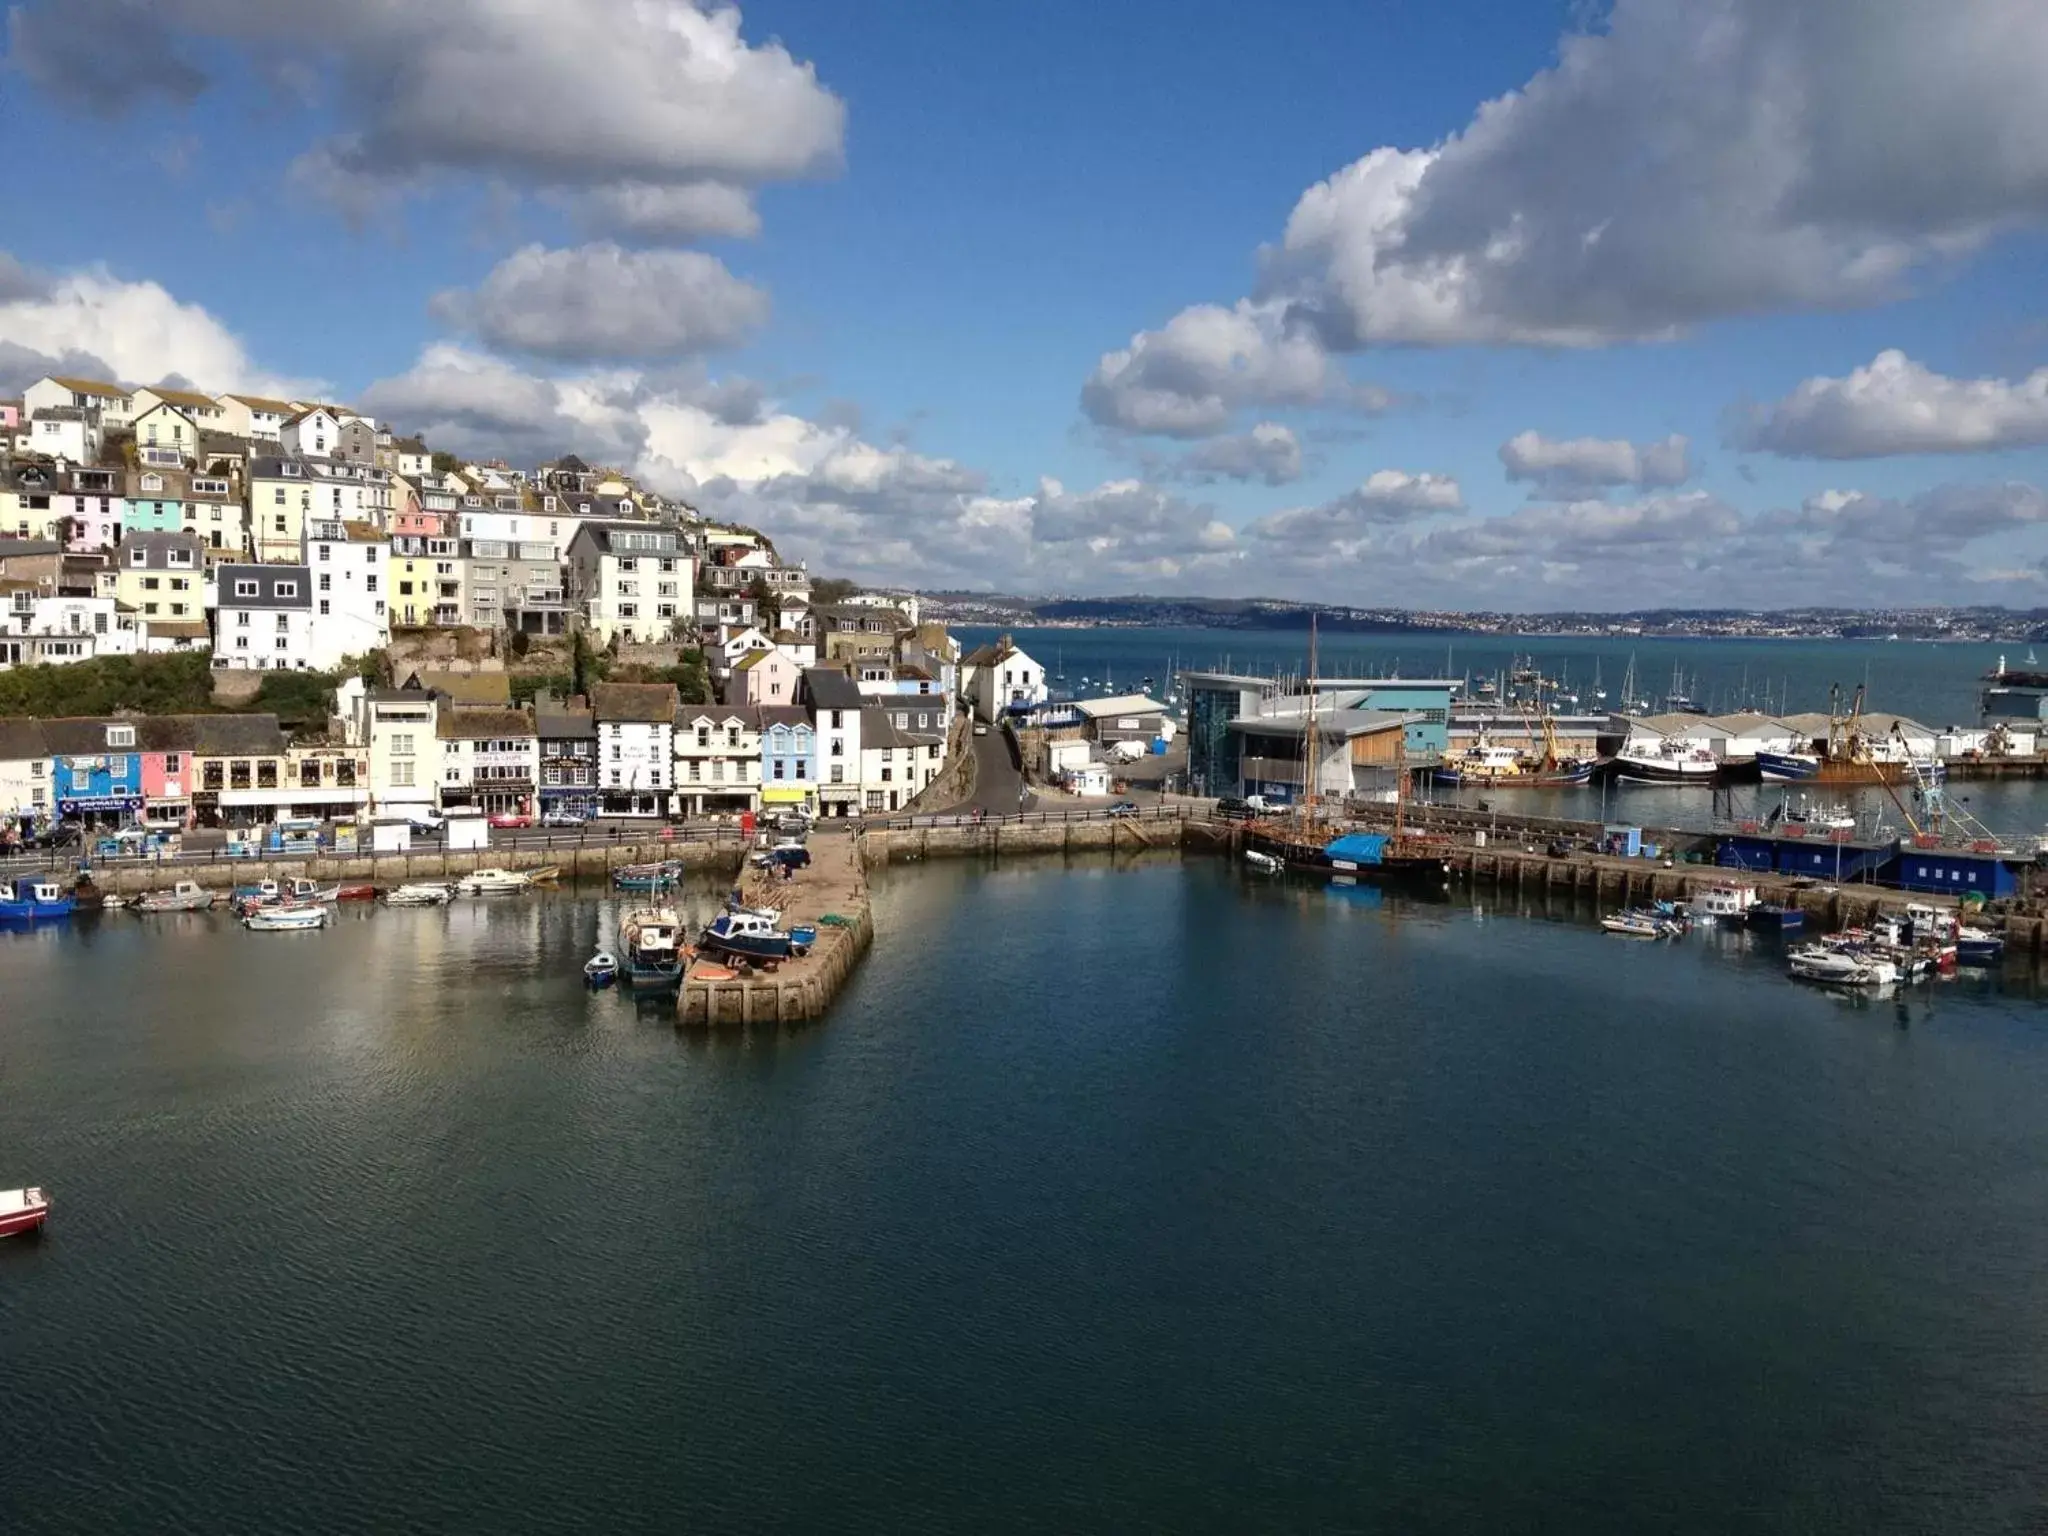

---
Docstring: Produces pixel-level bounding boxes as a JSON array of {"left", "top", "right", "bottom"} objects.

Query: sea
[
  {"left": 956, "top": 625, "right": 2048, "bottom": 838},
  {"left": 7, "top": 862, "right": 2048, "bottom": 1533}
]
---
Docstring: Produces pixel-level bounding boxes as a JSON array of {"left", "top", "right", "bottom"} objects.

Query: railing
[{"left": 870, "top": 804, "right": 1190, "bottom": 832}]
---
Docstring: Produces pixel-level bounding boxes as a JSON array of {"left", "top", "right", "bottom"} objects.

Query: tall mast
[{"left": 1301, "top": 612, "right": 1320, "bottom": 830}]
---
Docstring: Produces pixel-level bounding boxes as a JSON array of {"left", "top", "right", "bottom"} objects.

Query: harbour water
[{"left": 8, "top": 859, "right": 2048, "bottom": 1532}]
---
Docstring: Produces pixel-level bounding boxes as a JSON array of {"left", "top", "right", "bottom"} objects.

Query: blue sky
[{"left": 5, "top": 0, "right": 2048, "bottom": 609}]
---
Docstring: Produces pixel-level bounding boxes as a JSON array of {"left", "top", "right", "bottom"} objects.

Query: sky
[{"left": 5, "top": 0, "right": 2048, "bottom": 611}]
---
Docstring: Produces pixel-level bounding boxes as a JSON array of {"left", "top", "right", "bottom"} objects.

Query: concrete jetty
[{"left": 678, "top": 831, "right": 874, "bottom": 1028}]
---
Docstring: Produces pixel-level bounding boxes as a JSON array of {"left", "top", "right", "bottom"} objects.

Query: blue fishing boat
[
  {"left": 583, "top": 950, "right": 620, "bottom": 988},
  {"left": 1745, "top": 902, "right": 1806, "bottom": 935},
  {"left": 0, "top": 878, "right": 75, "bottom": 922},
  {"left": 612, "top": 860, "right": 681, "bottom": 892},
  {"left": 619, "top": 908, "right": 685, "bottom": 988},
  {"left": 1956, "top": 926, "right": 2005, "bottom": 966},
  {"left": 699, "top": 909, "right": 794, "bottom": 964}
]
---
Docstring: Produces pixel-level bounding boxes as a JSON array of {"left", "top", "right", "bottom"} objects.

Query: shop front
[
  {"left": 539, "top": 784, "right": 602, "bottom": 820},
  {"left": 761, "top": 783, "right": 817, "bottom": 817}
]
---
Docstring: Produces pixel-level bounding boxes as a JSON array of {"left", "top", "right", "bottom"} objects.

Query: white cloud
[
  {"left": 1498, "top": 430, "right": 1691, "bottom": 493},
  {"left": 1731, "top": 349, "right": 2048, "bottom": 459},
  {"left": 1175, "top": 423, "right": 1304, "bottom": 486},
  {"left": 0, "top": 250, "right": 309, "bottom": 395},
  {"left": 359, "top": 344, "right": 648, "bottom": 464},
  {"left": 10, "top": 1, "right": 843, "bottom": 211},
  {"left": 431, "top": 244, "right": 769, "bottom": 361},
  {"left": 1092, "top": 0, "right": 2048, "bottom": 396},
  {"left": 1081, "top": 300, "right": 1391, "bottom": 438},
  {"left": 1247, "top": 470, "right": 1464, "bottom": 555}
]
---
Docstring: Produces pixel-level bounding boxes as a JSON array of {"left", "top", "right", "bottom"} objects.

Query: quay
[{"left": 679, "top": 833, "right": 873, "bottom": 1028}]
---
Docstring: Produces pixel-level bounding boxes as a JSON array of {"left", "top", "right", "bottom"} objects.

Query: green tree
[
  {"left": 431, "top": 450, "right": 461, "bottom": 473},
  {"left": 810, "top": 576, "right": 858, "bottom": 605}
]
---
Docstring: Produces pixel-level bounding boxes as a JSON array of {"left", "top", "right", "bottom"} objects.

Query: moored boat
[
  {"left": 456, "top": 867, "right": 536, "bottom": 895},
  {"left": 0, "top": 1186, "right": 50, "bottom": 1238},
  {"left": 1612, "top": 739, "right": 1720, "bottom": 785},
  {"left": 584, "top": 949, "right": 620, "bottom": 988},
  {"left": 620, "top": 907, "right": 686, "bottom": 986},
  {"left": 1243, "top": 848, "right": 1283, "bottom": 875},
  {"left": 383, "top": 882, "right": 453, "bottom": 907},
  {"left": 135, "top": 880, "right": 216, "bottom": 913},
  {"left": 612, "top": 860, "right": 682, "bottom": 891},
  {"left": 335, "top": 882, "right": 378, "bottom": 901},
  {"left": 0, "top": 878, "right": 76, "bottom": 922},
  {"left": 1696, "top": 883, "right": 1758, "bottom": 925},
  {"left": 243, "top": 902, "right": 328, "bottom": 932},
  {"left": 1788, "top": 944, "right": 1896, "bottom": 987},
  {"left": 1601, "top": 909, "right": 1684, "bottom": 939},
  {"left": 1746, "top": 902, "right": 1806, "bottom": 935},
  {"left": 1956, "top": 925, "right": 2006, "bottom": 966}
]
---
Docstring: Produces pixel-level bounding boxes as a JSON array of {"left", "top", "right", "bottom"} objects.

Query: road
[{"left": 956, "top": 727, "right": 1040, "bottom": 816}]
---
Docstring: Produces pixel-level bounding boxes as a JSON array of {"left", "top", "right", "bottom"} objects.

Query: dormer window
[
  {"left": 106, "top": 725, "right": 135, "bottom": 749},
  {"left": 276, "top": 580, "right": 298, "bottom": 598},
  {"left": 129, "top": 548, "right": 147, "bottom": 567},
  {"left": 141, "top": 474, "right": 162, "bottom": 492},
  {"left": 234, "top": 579, "right": 258, "bottom": 597}
]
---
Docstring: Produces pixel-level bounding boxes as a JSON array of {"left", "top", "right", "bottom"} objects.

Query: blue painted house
[
  {"left": 40, "top": 717, "right": 145, "bottom": 822},
  {"left": 758, "top": 705, "right": 817, "bottom": 817},
  {"left": 122, "top": 468, "right": 186, "bottom": 534}
]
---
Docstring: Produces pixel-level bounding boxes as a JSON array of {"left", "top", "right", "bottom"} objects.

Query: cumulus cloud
[
  {"left": 1091, "top": 0, "right": 2048, "bottom": 401},
  {"left": 1082, "top": 300, "right": 1392, "bottom": 438},
  {"left": 1247, "top": 470, "right": 1464, "bottom": 553},
  {"left": 360, "top": 345, "right": 649, "bottom": 465},
  {"left": 1175, "top": 423, "right": 1304, "bottom": 486},
  {"left": 0, "top": 250, "right": 308, "bottom": 395},
  {"left": 430, "top": 244, "right": 769, "bottom": 361},
  {"left": 564, "top": 182, "right": 763, "bottom": 242},
  {"left": 1498, "top": 430, "right": 1691, "bottom": 494},
  {"left": 1730, "top": 349, "right": 2048, "bottom": 459},
  {"left": 8, "top": 0, "right": 844, "bottom": 214}
]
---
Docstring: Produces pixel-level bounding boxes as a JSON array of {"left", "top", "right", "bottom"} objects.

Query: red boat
[
  {"left": 0, "top": 1186, "right": 49, "bottom": 1238},
  {"left": 335, "top": 883, "right": 378, "bottom": 901}
]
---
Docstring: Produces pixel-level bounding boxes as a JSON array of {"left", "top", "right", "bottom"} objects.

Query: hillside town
[{"left": 0, "top": 374, "right": 1073, "bottom": 834}]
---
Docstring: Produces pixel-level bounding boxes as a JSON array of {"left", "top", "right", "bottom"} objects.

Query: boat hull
[
  {"left": 0, "top": 896, "right": 76, "bottom": 922},
  {"left": 1612, "top": 758, "right": 1719, "bottom": 786},
  {"left": 1434, "top": 762, "right": 1597, "bottom": 788},
  {"left": 0, "top": 1206, "right": 48, "bottom": 1239},
  {"left": 1758, "top": 751, "right": 1942, "bottom": 786}
]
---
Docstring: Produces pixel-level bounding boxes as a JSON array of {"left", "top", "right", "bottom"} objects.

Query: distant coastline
[{"left": 923, "top": 593, "right": 2048, "bottom": 643}]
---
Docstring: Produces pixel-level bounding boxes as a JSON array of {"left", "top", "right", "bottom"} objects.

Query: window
[
  {"left": 144, "top": 601, "right": 160, "bottom": 615},
  {"left": 830, "top": 739, "right": 844, "bottom": 756},
  {"left": 365, "top": 575, "right": 377, "bottom": 593},
  {"left": 143, "top": 577, "right": 160, "bottom": 591},
  {"left": 390, "top": 733, "right": 415, "bottom": 758},
  {"left": 107, "top": 724, "right": 136, "bottom": 748},
  {"left": 257, "top": 762, "right": 278, "bottom": 789},
  {"left": 275, "top": 636, "right": 289, "bottom": 650},
  {"left": 881, "top": 765, "right": 893, "bottom": 782},
  {"left": 391, "top": 761, "right": 414, "bottom": 787},
  {"left": 236, "top": 611, "right": 250, "bottom": 628},
  {"left": 830, "top": 765, "right": 844, "bottom": 784},
  {"left": 319, "top": 573, "right": 331, "bottom": 592},
  {"left": 689, "top": 760, "right": 702, "bottom": 781},
  {"left": 318, "top": 545, "right": 330, "bottom": 562},
  {"left": 276, "top": 614, "right": 289, "bottom": 631},
  {"left": 895, "top": 712, "right": 908, "bottom": 729},
  {"left": 230, "top": 760, "right": 251, "bottom": 789},
  {"left": 276, "top": 581, "right": 297, "bottom": 597},
  {"left": 235, "top": 635, "right": 249, "bottom": 649},
  {"left": 795, "top": 759, "right": 808, "bottom": 780},
  {"left": 696, "top": 726, "right": 710, "bottom": 747},
  {"left": 319, "top": 600, "right": 330, "bottom": 616},
  {"left": 866, "top": 791, "right": 884, "bottom": 811},
  {"left": 301, "top": 761, "right": 322, "bottom": 788},
  {"left": 773, "top": 759, "right": 785, "bottom": 781}
]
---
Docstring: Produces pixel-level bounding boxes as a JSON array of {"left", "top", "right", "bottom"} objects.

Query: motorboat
[
  {"left": 0, "top": 1186, "right": 49, "bottom": 1239},
  {"left": 384, "top": 882, "right": 454, "bottom": 907},
  {"left": 1243, "top": 849, "right": 1284, "bottom": 875},
  {"left": 0, "top": 878, "right": 76, "bottom": 922},
  {"left": 1600, "top": 909, "right": 1683, "bottom": 939},
  {"left": 243, "top": 902, "right": 328, "bottom": 932},
  {"left": 135, "top": 880, "right": 217, "bottom": 913},
  {"left": 335, "top": 882, "right": 378, "bottom": 901},
  {"left": 699, "top": 908, "right": 795, "bottom": 964},
  {"left": 583, "top": 950, "right": 620, "bottom": 988},
  {"left": 1957, "top": 925, "right": 2006, "bottom": 966},
  {"left": 456, "top": 867, "right": 538, "bottom": 895},
  {"left": 1695, "top": 884, "right": 1758, "bottom": 925},
  {"left": 612, "top": 860, "right": 682, "bottom": 891},
  {"left": 1788, "top": 945, "right": 1897, "bottom": 986},
  {"left": 619, "top": 907, "right": 685, "bottom": 987},
  {"left": 1612, "top": 739, "right": 1720, "bottom": 785}
]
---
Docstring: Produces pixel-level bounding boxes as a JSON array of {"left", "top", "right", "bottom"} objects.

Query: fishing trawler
[
  {"left": 1433, "top": 710, "right": 1598, "bottom": 787},
  {"left": 1756, "top": 685, "right": 1943, "bottom": 785}
]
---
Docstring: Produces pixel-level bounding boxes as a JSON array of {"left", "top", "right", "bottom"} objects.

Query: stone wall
[{"left": 901, "top": 712, "right": 976, "bottom": 813}]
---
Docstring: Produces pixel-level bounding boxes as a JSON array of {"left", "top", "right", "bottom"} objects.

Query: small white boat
[
  {"left": 383, "top": 882, "right": 454, "bottom": 907},
  {"left": 244, "top": 902, "right": 328, "bottom": 932},
  {"left": 136, "top": 880, "right": 216, "bottom": 913},
  {"left": 1243, "top": 849, "right": 1283, "bottom": 875},
  {"left": 1788, "top": 945, "right": 1896, "bottom": 986},
  {"left": 455, "top": 866, "right": 556, "bottom": 895},
  {"left": 584, "top": 950, "right": 620, "bottom": 988},
  {"left": 1601, "top": 909, "right": 1682, "bottom": 939}
]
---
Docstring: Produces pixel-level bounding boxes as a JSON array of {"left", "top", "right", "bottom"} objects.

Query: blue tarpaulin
[{"left": 1323, "top": 833, "right": 1389, "bottom": 866}]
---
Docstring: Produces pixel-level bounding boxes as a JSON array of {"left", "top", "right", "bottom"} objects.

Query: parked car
[
  {"left": 973, "top": 723, "right": 988, "bottom": 736},
  {"left": 489, "top": 811, "right": 535, "bottom": 829},
  {"left": 1214, "top": 796, "right": 1255, "bottom": 821},
  {"left": 539, "top": 808, "right": 587, "bottom": 828},
  {"left": 407, "top": 811, "right": 445, "bottom": 836},
  {"left": 1107, "top": 800, "right": 1140, "bottom": 817}
]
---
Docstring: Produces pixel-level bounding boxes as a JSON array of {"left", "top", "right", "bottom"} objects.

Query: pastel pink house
[
  {"left": 728, "top": 647, "right": 800, "bottom": 706},
  {"left": 0, "top": 401, "right": 20, "bottom": 430}
]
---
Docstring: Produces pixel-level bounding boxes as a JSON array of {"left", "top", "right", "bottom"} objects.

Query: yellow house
[
  {"left": 130, "top": 401, "right": 201, "bottom": 461},
  {"left": 113, "top": 530, "right": 206, "bottom": 626},
  {"left": 248, "top": 455, "right": 316, "bottom": 563},
  {"left": 132, "top": 387, "right": 227, "bottom": 434}
]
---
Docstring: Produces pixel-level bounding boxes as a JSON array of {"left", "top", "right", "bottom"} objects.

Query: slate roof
[
  {"left": 801, "top": 667, "right": 865, "bottom": 711},
  {"left": 436, "top": 707, "right": 535, "bottom": 741},
  {"left": 860, "top": 708, "right": 943, "bottom": 750},
  {"left": 755, "top": 705, "right": 810, "bottom": 731},
  {"left": 222, "top": 393, "right": 295, "bottom": 413},
  {"left": 215, "top": 564, "right": 312, "bottom": 609},
  {"left": 0, "top": 718, "right": 50, "bottom": 761},
  {"left": 591, "top": 682, "right": 679, "bottom": 723},
  {"left": 535, "top": 707, "right": 595, "bottom": 740}
]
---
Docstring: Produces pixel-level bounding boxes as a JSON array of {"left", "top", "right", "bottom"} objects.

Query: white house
[
  {"left": 0, "top": 589, "right": 141, "bottom": 668},
  {"left": 857, "top": 707, "right": 945, "bottom": 814},
  {"left": 131, "top": 386, "right": 227, "bottom": 434},
  {"left": 28, "top": 408, "right": 96, "bottom": 464},
  {"left": 129, "top": 400, "right": 202, "bottom": 459},
  {"left": 565, "top": 521, "right": 693, "bottom": 646},
  {"left": 23, "top": 375, "right": 134, "bottom": 428},
  {"left": 249, "top": 456, "right": 394, "bottom": 563},
  {"left": 673, "top": 704, "right": 761, "bottom": 816},
  {"left": 211, "top": 563, "right": 314, "bottom": 670},
  {"left": 303, "top": 518, "right": 390, "bottom": 670},
  {"left": 436, "top": 708, "right": 539, "bottom": 819},
  {"left": 354, "top": 685, "right": 442, "bottom": 814},
  {"left": 280, "top": 406, "right": 343, "bottom": 460},
  {"left": 0, "top": 718, "right": 52, "bottom": 830},
  {"left": 803, "top": 667, "right": 867, "bottom": 818},
  {"left": 216, "top": 393, "right": 294, "bottom": 442},
  {"left": 962, "top": 637, "right": 1047, "bottom": 723},
  {"left": 591, "top": 681, "right": 678, "bottom": 817}
]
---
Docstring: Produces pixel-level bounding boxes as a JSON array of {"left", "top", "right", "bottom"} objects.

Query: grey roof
[
  {"left": 755, "top": 705, "right": 810, "bottom": 730},
  {"left": 215, "top": 564, "right": 312, "bottom": 610},
  {"left": 536, "top": 708, "right": 595, "bottom": 740},
  {"left": 0, "top": 718, "right": 50, "bottom": 760},
  {"left": 859, "top": 708, "right": 942, "bottom": 750},
  {"left": 567, "top": 520, "right": 682, "bottom": 556},
  {"left": 0, "top": 539, "right": 62, "bottom": 558},
  {"left": 1229, "top": 708, "right": 1414, "bottom": 740},
  {"left": 119, "top": 530, "right": 204, "bottom": 569},
  {"left": 801, "top": 667, "right": 865, "bottom": 711},
  {"left": 1072, "top": 693, "right": 1168, "bottom": 718},
  {"left": 33, "top": 406, "right": 88, "bottom": 422}
]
